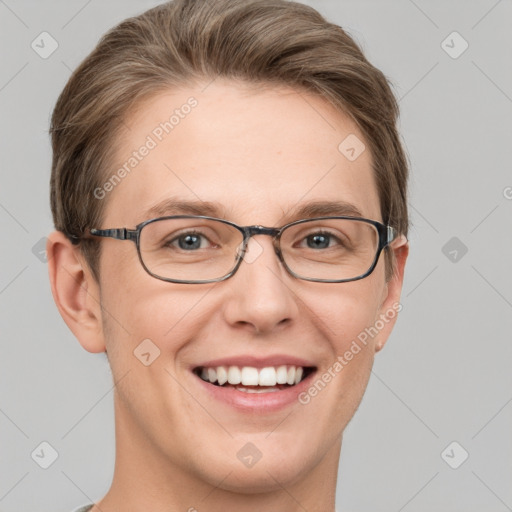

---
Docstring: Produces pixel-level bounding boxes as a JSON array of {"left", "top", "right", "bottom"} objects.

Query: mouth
[{"left": 192, "top": 364, "right": 317, "bottom": 394}]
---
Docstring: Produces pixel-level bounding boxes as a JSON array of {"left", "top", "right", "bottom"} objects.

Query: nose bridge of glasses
[
  {"left": 238, "top": 225, "right": 282, "bottom": 262},
  {"left": 244, "top": 225, "right": 280, "bottom": 238}
]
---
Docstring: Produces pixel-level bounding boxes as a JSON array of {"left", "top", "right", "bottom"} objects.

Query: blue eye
[
  {"left": 300, "top": 231, "right": 345, "bottom": 250},
  {"left": 306, "top": 233, "right": 332, "bottom": 249},
  {"left": 165, "top": 231, "right": 212, "bottom": 251},
  {"left": 176, "top": 233, "right": 203, "bottom": 250}
]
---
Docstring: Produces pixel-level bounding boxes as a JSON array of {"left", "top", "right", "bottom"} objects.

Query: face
[{"left": 89, "top": 80, "right": 406, "bottom": 494}]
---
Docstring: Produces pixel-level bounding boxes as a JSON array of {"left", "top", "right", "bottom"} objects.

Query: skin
[{"left": 47, "top": 79, "right": 408, "bottom": 512}]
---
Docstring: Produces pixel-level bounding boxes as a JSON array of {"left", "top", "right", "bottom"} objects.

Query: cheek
[
  {"left": 99, "top": 247, "right": 186, "bottom": 338},
  {"left": 101, "top": 282, "right": 205, "bottom": 353},
  {"left": 98, "top": 281, "right": 207, "bottom": 426},
  {"left": 299, "top": 278, "right": 384, "bottom": 416},
  {"left": 98, "top": 260, "right": 221, "bottom": 386},
  {"left": 311, "top": 277, "right": 384, "bottom": 351}
]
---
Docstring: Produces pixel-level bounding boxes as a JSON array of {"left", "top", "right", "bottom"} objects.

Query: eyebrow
[
  {"left": 141, "top": 197, "right": 364, "bottom": 224},
  {"left": 144, "top": 198, "right": 224, "bottom": 219},
  {"left": 290, "top": 200, "right": 363, "bottom": 219}
]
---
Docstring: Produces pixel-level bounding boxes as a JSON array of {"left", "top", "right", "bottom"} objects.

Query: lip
[
  {"left": 191, "top": 354, "right": 316, "bottom": 370},
  {"left": 191, "top": 364, "right": 317, "bottom": 413}
]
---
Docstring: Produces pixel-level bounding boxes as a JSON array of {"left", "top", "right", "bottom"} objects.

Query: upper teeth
[{"left": 199, "top": 365, "right": 305, "bottom": 386}]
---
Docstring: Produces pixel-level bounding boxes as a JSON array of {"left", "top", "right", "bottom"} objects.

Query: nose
[{"left": 221, "top": 236, "right": 300, "bottom": 334}]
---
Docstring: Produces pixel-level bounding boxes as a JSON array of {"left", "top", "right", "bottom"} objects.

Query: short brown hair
[{"left": 50, "top": 0, "right": 409, "bottom": 281}]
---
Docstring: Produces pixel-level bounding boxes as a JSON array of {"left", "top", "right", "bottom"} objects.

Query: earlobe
[
  {"left": 374, "top": 239, "right": 409, "bottom": 353},
  {"left": 47, "top": 231, "right": 106, "bottom": 353}
]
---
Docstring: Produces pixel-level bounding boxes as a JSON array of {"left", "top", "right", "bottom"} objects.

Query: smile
[
  {"left": 191, "top": 362, "right": 317, "bottom": 411},
  {"left": 194, "top": 364, "right": 315, "bottom": 392}
]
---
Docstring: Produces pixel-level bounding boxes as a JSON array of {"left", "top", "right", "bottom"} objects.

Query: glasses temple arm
[
  {"left": 89, "top": 228, "right": 138, "bottom": 242},
  {"left": 386, "top": 225, "right": 396, "bottom": 244}
]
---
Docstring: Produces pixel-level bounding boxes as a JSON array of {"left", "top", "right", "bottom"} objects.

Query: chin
[{"left": 196, "top": 443, "right": 316, "bottom": 494}]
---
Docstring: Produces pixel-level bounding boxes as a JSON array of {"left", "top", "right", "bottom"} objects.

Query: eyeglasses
[{"left": 82, "top": 215, "right": 398, "bottom": 284}]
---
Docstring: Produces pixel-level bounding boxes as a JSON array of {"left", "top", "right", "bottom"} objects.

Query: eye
[
  {"left": 305, "top": 233, "right": 331, "bottom": 249},
  {"left": 300, "top": 231, "right": 344, "bottom": 250},
  {"left": 167, "top": 231, "right": 213, "bottom": 251}
]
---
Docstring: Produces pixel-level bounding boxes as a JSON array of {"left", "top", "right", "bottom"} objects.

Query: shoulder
[{"left": 70, "top": 505, "right": 94, "bottom": 512}]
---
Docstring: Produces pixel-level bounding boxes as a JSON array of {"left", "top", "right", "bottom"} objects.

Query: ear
[
  {"left": 47, "top": 231, "right": 106, "bottom": 353},
  {"left": 374, "top": 238, "right": 409, "bottom": 353}
]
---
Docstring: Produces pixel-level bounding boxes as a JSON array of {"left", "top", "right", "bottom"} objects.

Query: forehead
[{"left": 103, "top": 80, "right": 380, "bottom": 226}]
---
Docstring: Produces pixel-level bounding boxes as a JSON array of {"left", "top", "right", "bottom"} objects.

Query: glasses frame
[{"left": 83, "top": 215, "right": 398, "bottom": 284}]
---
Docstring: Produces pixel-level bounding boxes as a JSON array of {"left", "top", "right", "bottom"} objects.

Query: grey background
[{"left": 1, "top": 0, "right": 511, "bottom": 511}]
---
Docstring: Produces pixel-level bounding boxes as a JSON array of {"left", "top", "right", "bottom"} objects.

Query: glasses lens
[
  {"left": 139, "top": 218, "right": 243, "bottom": 282},
  {"left": 280, "top": 218, "right": 380, "bottom": 281}
]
